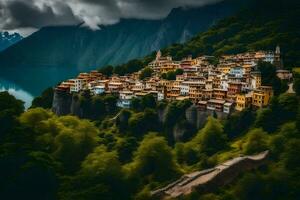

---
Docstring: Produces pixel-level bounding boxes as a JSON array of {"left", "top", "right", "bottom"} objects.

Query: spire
[
  {"left": 156, "top": 50, "right": 162, "bottom": 60},
  {"left": 275, "top": 45, "right": 280, "bottom": 55}
]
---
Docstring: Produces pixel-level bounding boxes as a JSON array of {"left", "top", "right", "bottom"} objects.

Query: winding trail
[{"left": 151, "top": 151, "right": 269, "bottom": 199}]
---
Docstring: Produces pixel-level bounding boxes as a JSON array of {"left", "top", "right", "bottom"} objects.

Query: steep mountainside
[
  {"left": 0, "top": 32, "right": 22, "bottom": 52},
  {"left": 161, "top": 0, "right": 300, "bottom": 68},
  {"left": 0, "top": 0, "right": 248, "bottom": 70}
]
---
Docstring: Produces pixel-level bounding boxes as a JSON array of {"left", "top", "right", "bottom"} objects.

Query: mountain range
[
  {"left": 0, "top": 32, "right": 22, "bottom": 52},
  {"left": 159, "top": 0, "right": 300, "bottom": 68},
  {"left": 0, "top": 0, "right": 249, "bottom": 71}
]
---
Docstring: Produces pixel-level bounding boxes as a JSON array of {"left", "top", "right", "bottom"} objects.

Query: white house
[
  {"left": 220, "top": 78, "right": 229, "bottom": 90},
  {"left": 93, "top": 85, "right": 106, "bottom": 95},
  {"left": 264, "top": 52, "right": 275, "bottom": 64},
  {"left": 223, "top": 102, "right": 233, "bottom": 114},
  {"left": 117, "top": 91, "right": 135, "bottom": 108},
  {"left": 69, "top": 79, "right": 84, "bottom": 93},
  {"left": 229, "top": 66, "right": 244, "bottom": 78},
  {"left": 180, "top": 83, "right": 190, "bottom": 96}
]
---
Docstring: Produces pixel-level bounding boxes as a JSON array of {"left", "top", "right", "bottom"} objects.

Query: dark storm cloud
[
  {"left": 1, "top": 0, "right": 80, "bottom": 29},
  {"left": 78, "top": 0, "right": 222, "bottom": 19},
  {"left": 0, "top": 0, "right": 223, "bottom": 35}
]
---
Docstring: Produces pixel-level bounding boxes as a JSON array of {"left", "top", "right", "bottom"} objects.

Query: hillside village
[{"left": 55, "top": 46, "right": 293, "bottom": 114}]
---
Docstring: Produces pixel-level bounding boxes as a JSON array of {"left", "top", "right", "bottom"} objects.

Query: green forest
[{"left": 1, "top": 66, "right": 300, "bottom": 199}]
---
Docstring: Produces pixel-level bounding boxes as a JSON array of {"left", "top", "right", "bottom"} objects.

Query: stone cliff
[
  {"left": 52, "top": 90, "right": 229, "bottom": 141},
  {"left": 52, "top": 90, "right": 72, "bottom": 116},
  {"left": 52, "top": 90, "right": 85, "bottom": 117}
]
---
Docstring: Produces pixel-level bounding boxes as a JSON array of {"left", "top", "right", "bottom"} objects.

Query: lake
[
  {"left": 0, "top": 67, "right": 80, "bottom": 109},
  {"left": 0, "top": 78, "right": 34, "bottom": 109}
]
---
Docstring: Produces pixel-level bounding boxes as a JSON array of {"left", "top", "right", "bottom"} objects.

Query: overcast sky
[{"left": 0, "top": 0, "right": 222, "bottom": 36}]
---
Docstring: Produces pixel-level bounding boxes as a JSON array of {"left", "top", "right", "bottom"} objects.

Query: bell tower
[
  {"left": 156, "top": 50, "right": 162, "bottom": 61},
  {"left": 275, "top": 45, "right": 280, "bottom": 55}
]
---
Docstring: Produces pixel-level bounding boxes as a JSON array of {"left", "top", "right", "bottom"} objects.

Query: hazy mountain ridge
[
  {"left": 0, "top": 0, "right": 248, "bottom": 70},
  {"left": 0, "top": 32, "right": 22, "bottom": 52},
  {"left": 159, "top": 0, "right": 300, "bottom": 68}
]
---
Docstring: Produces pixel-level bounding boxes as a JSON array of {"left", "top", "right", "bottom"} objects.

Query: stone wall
[{"left": 151, "top": 151, "right": 269, "bottom": 199}]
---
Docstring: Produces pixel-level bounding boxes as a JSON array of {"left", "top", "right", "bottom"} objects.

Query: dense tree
[
  {"left": 175, "top": 68, "right": 184, "bottom": 75},
  {"left": 19, "top": 108, "right": 54, "bottom": 129},
  {"left": 115, "top": 137, "right": 138, "bottom": 163},
  {"left": 0, "top": 91, "right": 24, "bottom": 114},
  {"left": 128, "top": 109, "right": 159, "bottom": 136},
  {"left": 224, "top": 108, "right": 255, "bottom": 138},
  {"left": 130, "top": 133, "right": 180, "bottom": 182},
  {"left": 160, "top": 70, "right": 183, "bottom": 80},
  {"left": 113, "top": 59, "right": 144, "bottom": 76},
  {"left": 257, "top": 61, "right": 288, "bottom": 95},
  {"left": 282, "top": 139, "right": 300, "bottom": 171},
  {"left": 141, "top": 94, "right": 156, "bottom": 110},
  {"left": 195, "top": 117, "right": 227, "bottom": 156},
  {"left": 103, "top": 95, "right": 118, "bottom": 113},
  {"left": 116, "top": 109, "right": 132, "bottom": 132},
  {"left": 139, "top": 67, "right": 153, "bottom": 80},
  {"left": 0, "top": 89, "right": 299, "bottom": 200},
  {"left": 254, "top": 108, "right": 277, "bottom": 133},
  {"left": 232, "top": 165, "right": 292, "bottom": 200},
  {"left": 0, "top": 151, "right": 59, "bottom": 200},
  {"left": 131, "top": 94, "right": 156, "bottom": 112},
  {"left": 53, "top": 116, "right": 99, "bottom": 172},
  {"left": 164, "top": 100, "right": 192, "bottom": 128},
  {"left": 293, "top": 73, "right": 300, "bottom": 95},
  {"left": 177, "top": 117, "right": 227, "bottom": 166},
  {"left": 163, "top": 100, "right": 192, "bottom": 142},
  {"left": 91, "top": 96, "right": 106, "bottom": 119},
  {"left": 81, "top": 146, "right": 122, "bottom": 178},
  {"left": 0, "top": 92, "right": 24, "bottom": 139},
  {"left": 31, "top": 88, "right": 54, "bottom": 109},
  {"left": 277, "top": 93, "right": 299, "bottom": 120},
  {"left": 242, "top": 128, "right": 268, "bottom": 155},
  {"left": 131, "top": 97, "right": 142, "bottom": 111},
  {"left": 98, "top": 65, "right": 114, "bottom": 77},
  {"left": 60, "top": 147, "right": 128, "bottom": 200},
  {"left": 255, "top": 94, "right": 299, "bottom": 132}
]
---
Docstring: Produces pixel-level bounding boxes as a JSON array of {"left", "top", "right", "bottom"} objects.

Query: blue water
[
  {"left": 0, "top": 79, "right": 34, "bottom": 109},
  {"left": 0, "top": 67, "right": 80, "bottom": 109}
]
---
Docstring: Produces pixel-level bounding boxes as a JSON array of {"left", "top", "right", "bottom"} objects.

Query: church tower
[
  {"left": 275, "top": 45, "right": 281, "bottom": 55},
  {"left": 156, "top": 50, "right": 162, "bottom": 61}
]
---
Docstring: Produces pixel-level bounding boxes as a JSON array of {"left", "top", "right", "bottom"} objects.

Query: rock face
[
  {"left": 185, "top": 105, "right": 228, "bottom": 129},
  {"left": 52, "top": 91, "right": 228, "bottom": 142},
  {"left": 52, "top": 90, "right": 72, "bottom": 116},
  {"left": 151, "top": 151, "right": 269, "bottom": 199},
  {"left": 52, "top": 91, "right": 91, "bottom": 118}
]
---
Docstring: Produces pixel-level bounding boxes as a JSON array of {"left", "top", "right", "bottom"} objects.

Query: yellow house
[
  {"left": 252, "top": 86, "right": 273, "bottom": 108},
  {"left": 217, "top": 65, "right": 231, "bottom": 74},
  {"left": 235, "top": 93, "right": 252, "bottom": 111},
  {"left": 159, "top": 63, "right": 179, "bottom": 73},
  {"left": 242, "top": 64, "right": 253, "bottom": 74},
  {"left": 250, "top": 72, "right": 262, "bottom": 89}
]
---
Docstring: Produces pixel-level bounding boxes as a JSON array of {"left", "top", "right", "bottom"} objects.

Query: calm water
[
  {"left": 0, "top": 79, "right": 34, "bottom": 109},
  {"left": 0, "top": 67, "right": 80, "bottom": 109}
]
